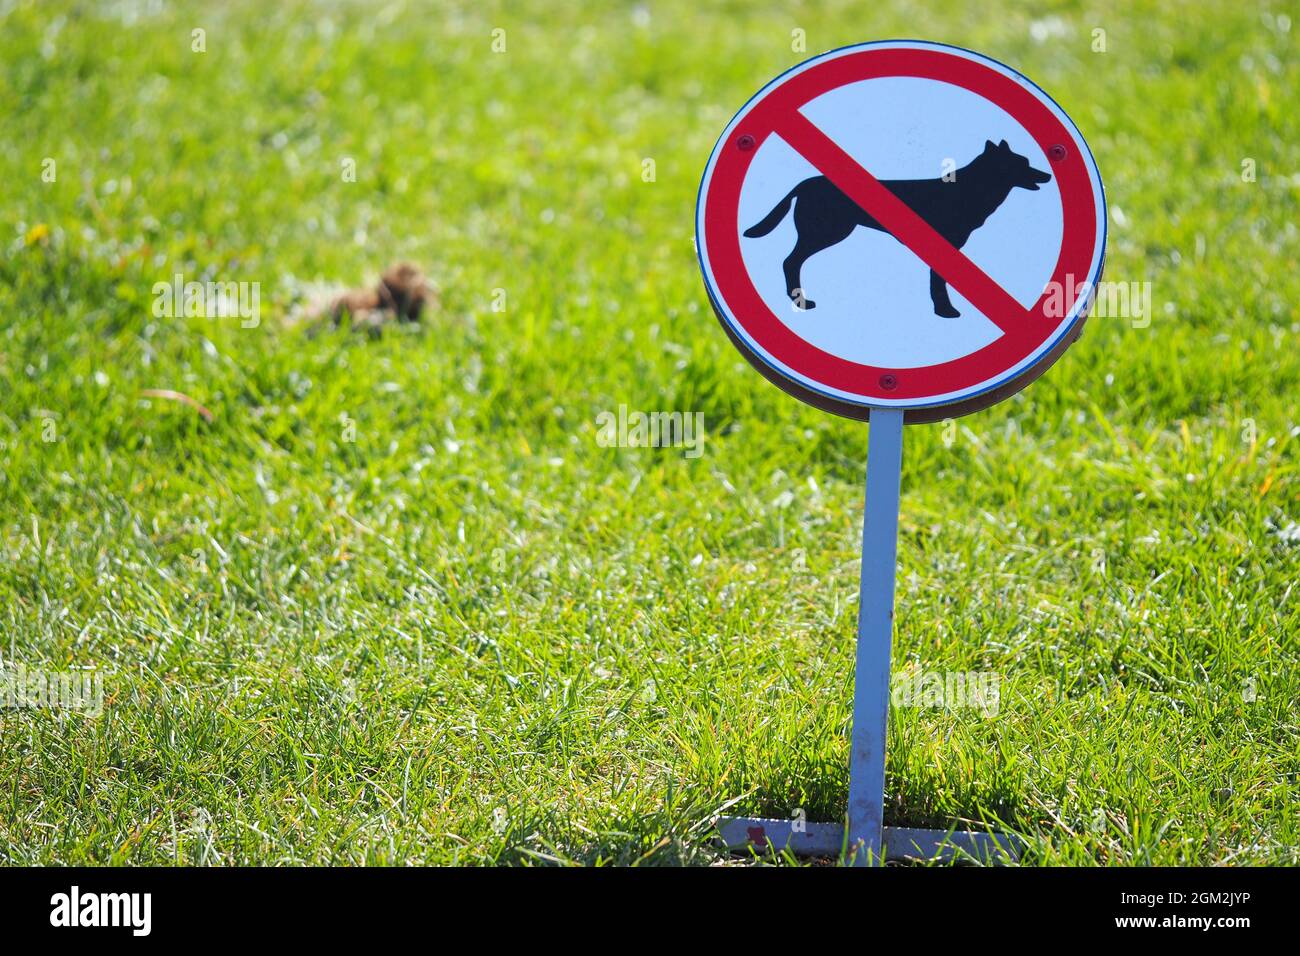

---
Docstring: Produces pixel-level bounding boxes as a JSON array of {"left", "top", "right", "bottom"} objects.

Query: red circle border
[{"left": 701, "top": 46, "right": 1100, "bottom": 405}]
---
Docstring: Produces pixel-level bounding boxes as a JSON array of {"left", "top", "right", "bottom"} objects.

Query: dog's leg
[
  {"left": 782, "top": 188, "right": 860, "bottom": 311},
  {"left": 930, "top": 269, "right": 961, "bottom": 318},
  {"left": 783, "top": 243, "right": 817, "bottom": 311}
]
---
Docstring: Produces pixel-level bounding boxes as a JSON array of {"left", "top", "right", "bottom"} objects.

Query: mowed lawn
[{"left": 1, "top": 0, "right": 1297, "bottom": 865}]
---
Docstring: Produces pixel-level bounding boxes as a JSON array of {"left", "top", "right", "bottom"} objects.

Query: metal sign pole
[
  {"left": 715, "top": 407, "right": 1020, "bottom": 863},
  {"left": 846, "top": 407, "right": 904, "bottom": 865}
]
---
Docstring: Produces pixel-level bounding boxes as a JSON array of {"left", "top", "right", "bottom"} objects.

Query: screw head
[
  {"left": 1049, "top": 144, "right": 1068, "bottom": 162},
  {"left": 879, "top": 373, "right": 898, "bottom": 390},
  {"left": 737, "top": 134, "right": 756, "bottom": 152}
]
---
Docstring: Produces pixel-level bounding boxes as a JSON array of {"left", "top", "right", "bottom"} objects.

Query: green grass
[{"left": 1, "top": 0, "right": 1297, "bottom": 865}]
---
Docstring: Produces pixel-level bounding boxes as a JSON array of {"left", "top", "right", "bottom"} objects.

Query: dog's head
[{"left": 981, "top": 139, "right": 1052, "bottom": 191}]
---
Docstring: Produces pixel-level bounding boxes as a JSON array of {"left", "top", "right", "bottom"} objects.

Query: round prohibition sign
[{"left": 696, "top": 40, "right": 1107, "bottom": 422}]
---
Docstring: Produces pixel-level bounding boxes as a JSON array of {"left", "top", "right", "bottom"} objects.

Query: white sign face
[{"left": 696, "top": 41, "right": 1106, "bottom": 419}]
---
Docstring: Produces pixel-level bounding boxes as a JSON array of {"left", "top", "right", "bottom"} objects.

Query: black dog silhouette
[{"left": 743, "top": 139, "right": 1051, "bottom": 316}]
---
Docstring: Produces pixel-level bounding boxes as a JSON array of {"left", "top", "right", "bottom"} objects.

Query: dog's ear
[
  {"left": 984, "top": 139, "right": 996, "bottom": 152},
  {"left": 998, "top": 139, "right": 1010, "bottom": 151}
]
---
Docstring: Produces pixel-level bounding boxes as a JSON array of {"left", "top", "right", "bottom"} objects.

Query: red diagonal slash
[{"left": 772, "top": 111, "right": 1031, "bottom": 332}]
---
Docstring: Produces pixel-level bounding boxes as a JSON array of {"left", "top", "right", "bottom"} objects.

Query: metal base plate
[{"left": 717, "top": 816, "right": 1021, "bottom": 863}]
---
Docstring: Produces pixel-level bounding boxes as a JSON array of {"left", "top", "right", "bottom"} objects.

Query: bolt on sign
[{"left": 695, "top": 40, "right": 1106, "bottom": 864}]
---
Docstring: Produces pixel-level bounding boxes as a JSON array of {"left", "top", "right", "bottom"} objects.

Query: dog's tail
[{"left": 743, "top": 184, "right": 801, "bottom": 238}]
